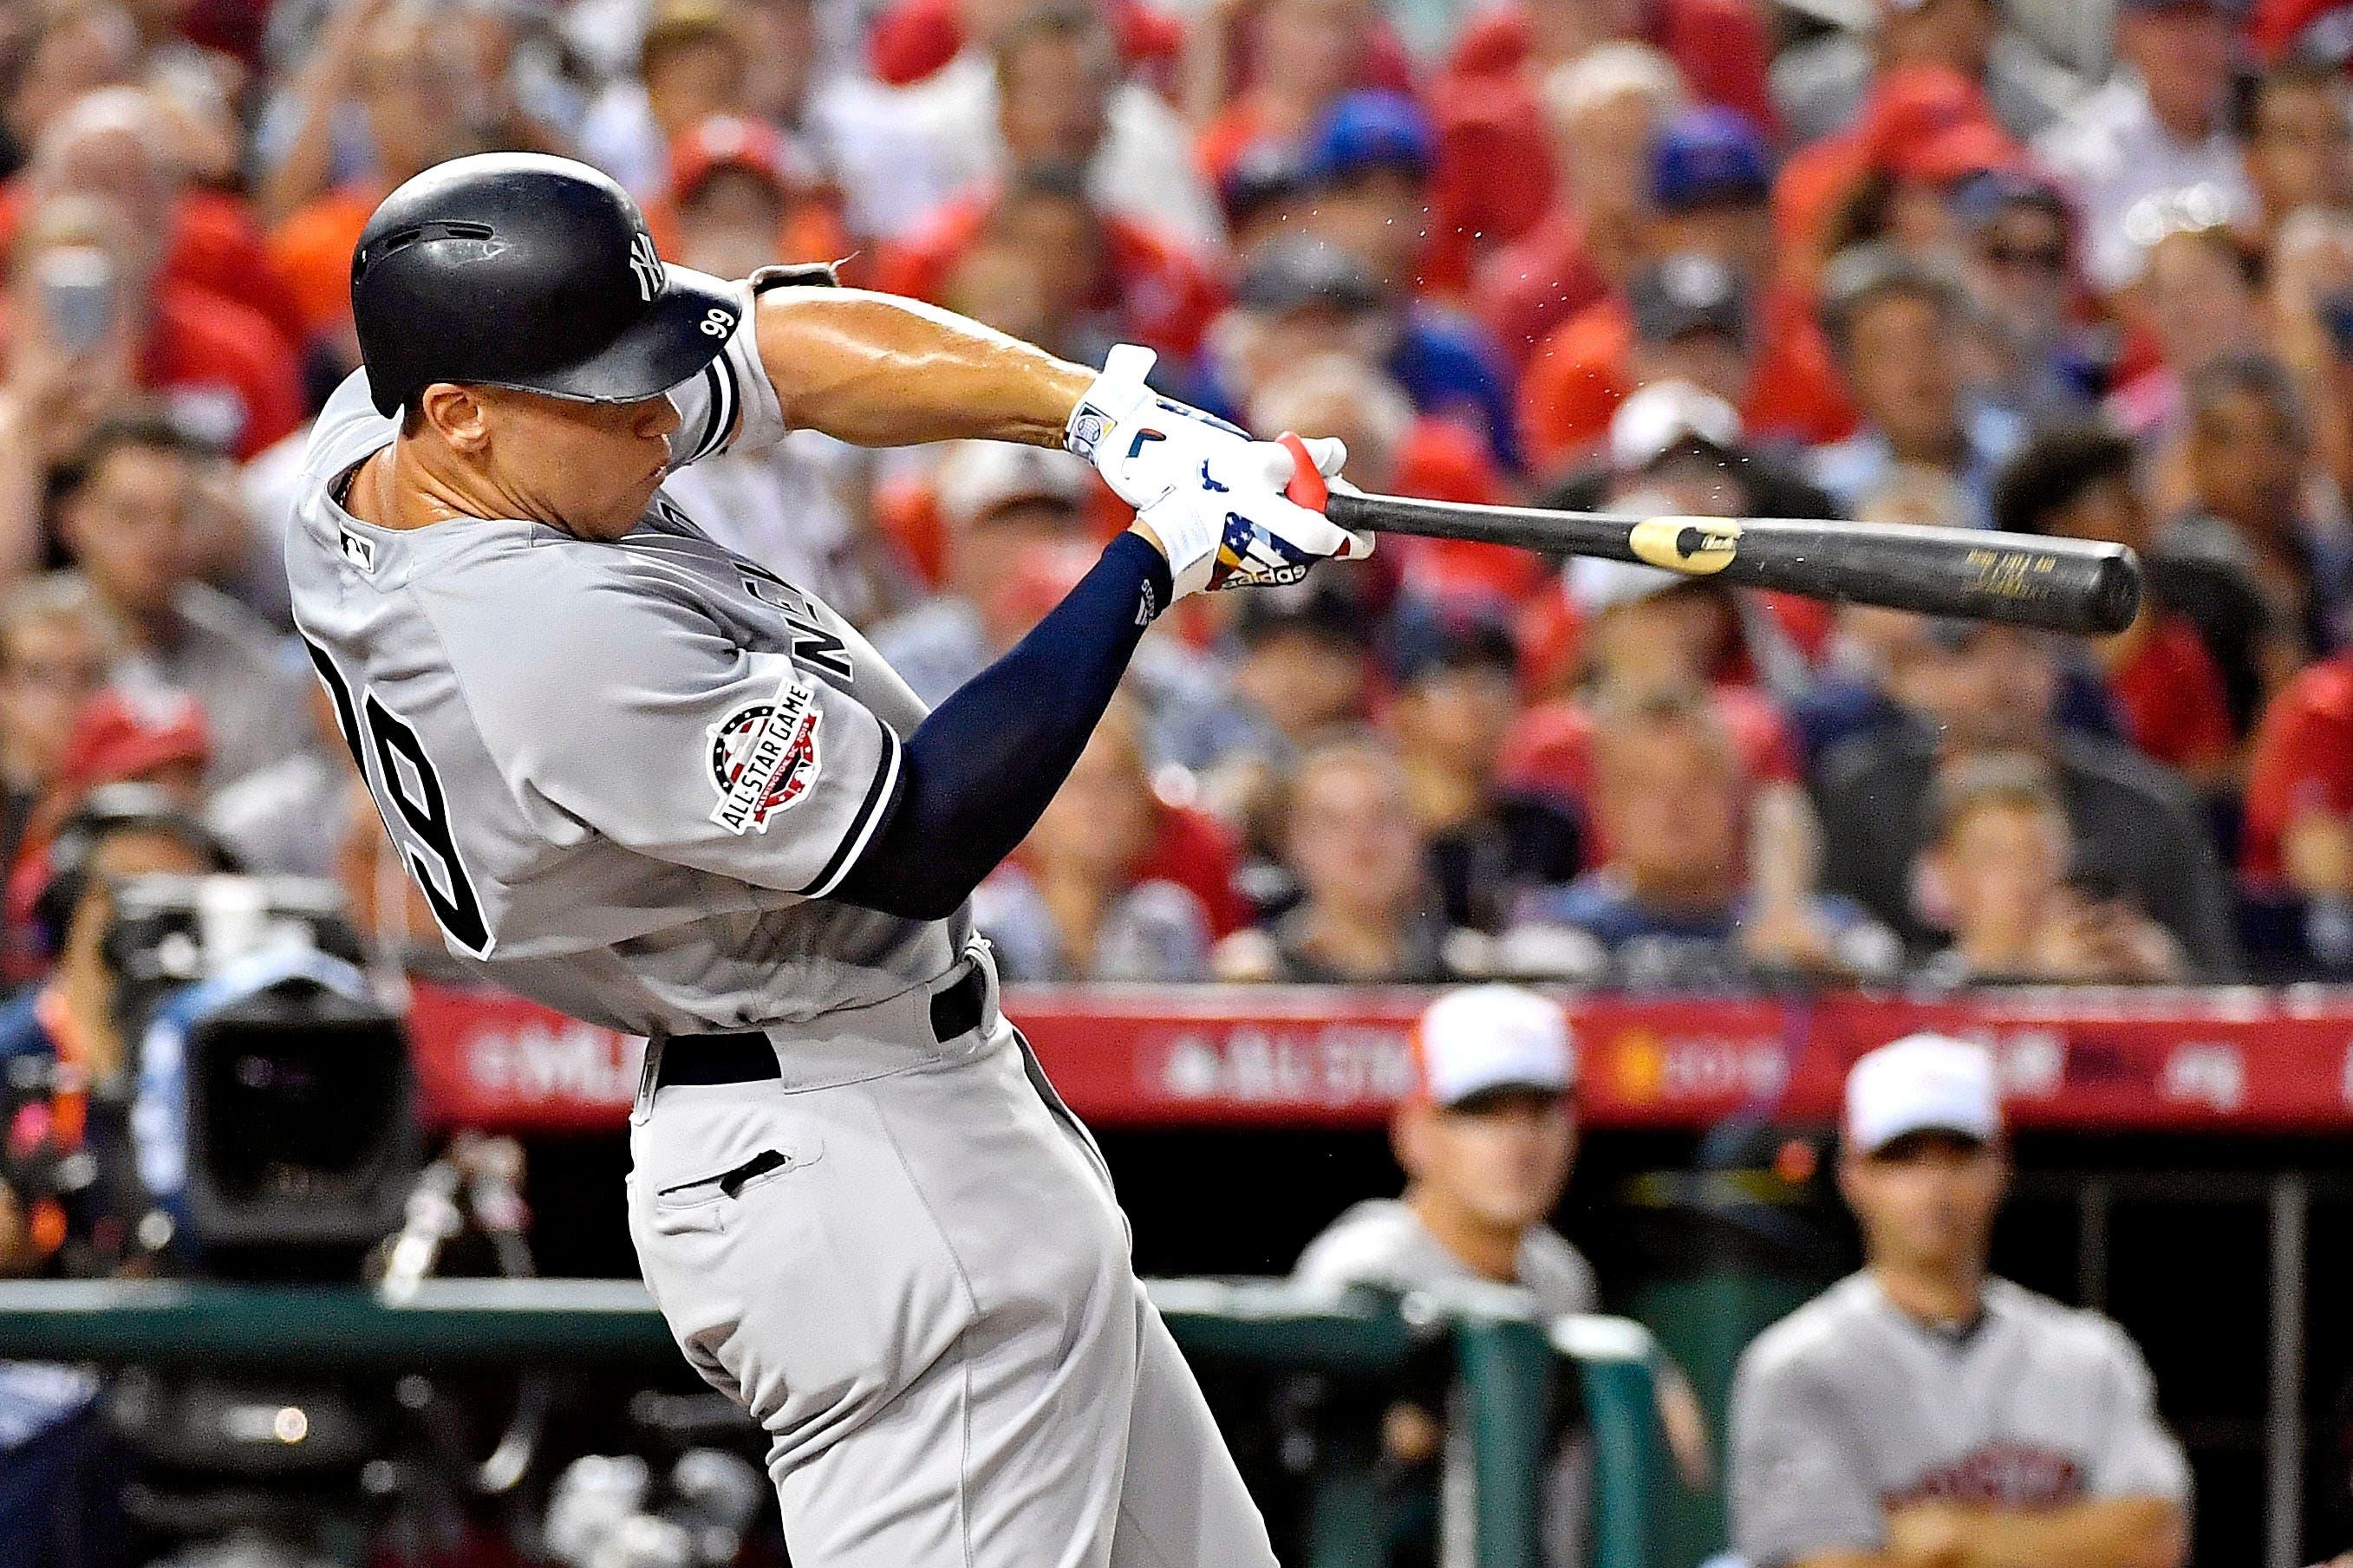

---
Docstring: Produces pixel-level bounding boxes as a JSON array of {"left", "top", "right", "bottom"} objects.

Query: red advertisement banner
[{"left": 403, "top": 981, "right": 2353, "bottom": 1134}]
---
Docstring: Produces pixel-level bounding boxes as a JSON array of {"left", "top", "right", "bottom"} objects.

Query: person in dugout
[{"left": 1729, "top": 1032, "right": 2191, "bottom": 1568}]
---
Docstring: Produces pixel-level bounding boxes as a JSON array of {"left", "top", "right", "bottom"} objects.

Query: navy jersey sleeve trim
[
  {"left": 801, "top": 718, "right": 903, "bottom": 900},
  {"left": 684, "top": 358, "right": 736, "bottom": 465}
]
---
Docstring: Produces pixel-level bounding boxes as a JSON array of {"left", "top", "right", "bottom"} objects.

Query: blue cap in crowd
[
  {"left": 1651, "top": 107, "right": 1771, "bottom": 212},
  {"left": 1302, "top": 91, "right": 1437, "bottom": 188}
]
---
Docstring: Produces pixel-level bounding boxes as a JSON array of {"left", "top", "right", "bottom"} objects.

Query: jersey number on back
[{"left": 303, "top": 636, "right": 492, "bottom": 957}]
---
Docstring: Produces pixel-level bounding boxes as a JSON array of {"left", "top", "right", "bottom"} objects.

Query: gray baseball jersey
[
  {"left": 284, "top": 288, "right": 966, "bottom": 1037},
  {"left": 1293, "top": 1199, "right": 1600, "bottom": 1318},
  {"left": 1294, "top": 1200, "right": 1598, "bottom": 1568},
  {"left": 1730, "top": 1272, "right": 2191, "bottom": 1567}
]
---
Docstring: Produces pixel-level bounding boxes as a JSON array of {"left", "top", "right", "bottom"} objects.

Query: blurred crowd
[{"left": 5, "top": 0, "right": 2353, "bottom": 992}]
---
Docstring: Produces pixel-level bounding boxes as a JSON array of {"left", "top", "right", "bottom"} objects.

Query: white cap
[
  {"left": 1415, "top": 985, "right": 1574, "bottom": 1105},
  {"left": 1568, "top": 551, "right": 1684, "bottom": 615},
  {"left": 1607, "top": 380, "right": 1742, "bottom": 473},
  {"left": 1844, "top": 1033, "right": 2000, "bottom": 1153},
  {"left": 933, "top": 441, "right": 1089, "bottom": 529}
]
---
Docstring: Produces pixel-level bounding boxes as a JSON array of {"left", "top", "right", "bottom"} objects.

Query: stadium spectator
[
  {"left": 1813, "top": 618, "right": 2240, "bottom": 973},
  {"left": 1509, "top": 684, "right": 1898, "bottom": 989},
  {"left": 0, "top": 784, "right": 233, "bottom": 1564},
  {"left": 1291, "top": 91, "right": 1454, "bottom": 295},
  {"left": 4, "top": 88, "right": 298, "bottom": 356},
  {"left": 1215, "top": 736, "right": 1459, "bottom": 981},
  {"left": 1473, "top": 43, "right": 1684, "bottom": 363},
  {"left": 901, "top": 0, "right": 1220, "bottom": 250},
  {"left": 2109, "top": 215, "right": 2266, "bottom": 442},
  {"left": 2, "top": 5, "right": 139, "bottom": 175},
  {"left": 0, "top": 579, "right": 112, "bottom": 883},
  {"left": 261, "top": 3, "right": 489, "bottom": 353},
  {"left": 1771, "top": 0, "right": 2086, "bottom": 148},
  {"left": 1915, "top": 751, "right": 2192, "bottom": 984},
  {"left": 1163, "top": 577, "right": 1377, "bottom": 794},
  {"left": 578, "top": 0, "right": 753, "bottom": 200},
  {"left": 2265, "top": 205, "right": 2353, "bottom": 504},
  {"left": 2, "top": 185, "right": 299, "bottom": 464},
  {"left": 1520, "top": 108, "right": 1854, "bottom": 469},
  {"left": 879, "top": 161, "right": 1222, "bottom": 366},
  {"left": 2031, "top": 0, "right": 2254, "bottom": 292},
  {"left": 975, "top": 694, "right": 1226, "bottom": 979},
  {"left": 1730, "top": 1033, "right": 2192, "bottom": 1568},
  {"left": 1203, "top": 237, "right": 1519, "bottom": 470},
  {"left": 1293, "top": 982, "right": 1598, "bottom": 1566},
  {"left": 1248, "top": 352, "right": 1526, "bottom": 606},
  {"left": 1952, "top": 169, "right": 2104, "bottom": 424},
  {"left": 1543, "top": 375, "right": 1842, "bottom": 534},
  {"left": 49, "top": 414, "right": 310, "bottom": 790},
  {"left": 1384, "top": 606, "right": 1581, "bottom": 932},
  {"left": 869, "top": 0, "right": 1186, "bottom": 90},
  {"left": 2164, "top": 353, "right": 2353, "bottom": 666},
  {"left": 2244, "top": 55, "right": 2353, "bottom": 242},
  {"left": 1436, "top": 0, "right": 1773, "bottom": 138},
  {"left": 651, "top": 116, "right": 849, "bottom": 294},
  {"left": 2241, "top": 644, "right": 2353, "bottom": 908},
  {"left": 1188, "top": 0, "right": 1384, "bottom": 185},
  {"left": 1991, "top": 422, "right": 2239, "bottom": 772},
  {"left": 1810, "top": 244, "right": 2024, "bottom": 529},
  {"left": 870, "top": 439, "right": 1098, "bottom": 705}
]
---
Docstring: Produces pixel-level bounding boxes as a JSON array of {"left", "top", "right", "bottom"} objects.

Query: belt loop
[
  {"left": 965, "top": 934, "right": 1001, "bottom": 1032},
  {"left": 630, "top": 1036, "right": 663, "bottom": 1123}
]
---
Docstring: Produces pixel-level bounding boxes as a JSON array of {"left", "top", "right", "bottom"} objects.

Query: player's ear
[{"left": 417, "top": 383, "right": 493, "bottom": 453}]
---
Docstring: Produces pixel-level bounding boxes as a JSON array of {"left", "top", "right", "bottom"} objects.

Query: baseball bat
[{"left": 1274, "top": 434, "right": 2142, "bottom": 636}]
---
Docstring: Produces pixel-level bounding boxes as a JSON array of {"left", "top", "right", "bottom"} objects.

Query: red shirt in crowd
[
  {"left": 1424, "top": 0, "right": 1774, "bottom": 284},
  {"left": 876, "top": 192, "right": 1223, "bottom": 360},
  {"left": 1472, "top": 209, "right": 1614, "bottom": 368},
  {"left": 869, "top": 0, "right": 1188, "bottom": 87},
  {"left": 2104, "top": 618, "right": 2236, "bottom": 777},
  {"left": 0, "top": 281, "right": 301, "bottom": 460},
  {"left": 0, "top": 183, "right": 303, "bottom": 354},
  {"left": 1375, "top": 414, "right": 1549, "bottom": 606},
  {"left": 2240, "top": 651, "right": 2353, "bottom": 884},
  {"left": 1516, "top": 288, "right": 1856, "bottom": 472}
]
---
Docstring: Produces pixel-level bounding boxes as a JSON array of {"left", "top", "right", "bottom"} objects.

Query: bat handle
[{"left": 1275, "top": 431, "right": 1328, "bottom": 511}]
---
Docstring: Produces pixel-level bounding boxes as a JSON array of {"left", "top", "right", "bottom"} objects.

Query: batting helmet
[{"left": 350, "top": 153, "right": 741, "bottom": 419}]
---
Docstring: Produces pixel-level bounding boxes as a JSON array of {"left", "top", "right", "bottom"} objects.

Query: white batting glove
[{"left": 1067, "top": 344, "right": 1373, "bottom": 598}]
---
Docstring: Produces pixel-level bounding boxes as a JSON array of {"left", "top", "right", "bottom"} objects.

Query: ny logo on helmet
[{"left": 628, "top": 231, "right": 665, "bottom": 302}]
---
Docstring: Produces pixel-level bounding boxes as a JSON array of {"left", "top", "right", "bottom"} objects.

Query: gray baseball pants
[{"left": 625, "top": 941, "right": 1281, "bottom": 1568}]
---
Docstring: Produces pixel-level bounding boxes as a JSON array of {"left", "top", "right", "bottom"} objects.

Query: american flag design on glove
[{"left": 1205, "top": 511, "right": 1318, "bottom": 591}]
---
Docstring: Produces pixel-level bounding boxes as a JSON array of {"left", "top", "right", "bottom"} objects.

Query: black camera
[{"left": 101, "top": 874, "right": 419, "bottom": 1269}]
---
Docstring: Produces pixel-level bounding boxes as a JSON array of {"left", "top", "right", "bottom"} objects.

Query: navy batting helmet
[{"left": 350, "top": 153, "right": 741, "bottom": 418}]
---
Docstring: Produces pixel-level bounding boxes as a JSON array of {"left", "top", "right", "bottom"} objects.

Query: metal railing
[{"left": 0, "top": 1276, "right": 1668, "bottom": 1568}]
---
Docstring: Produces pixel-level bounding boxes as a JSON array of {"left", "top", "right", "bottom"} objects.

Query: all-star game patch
[{"left": 707, "top": 676, "right": 823, "bottom": 834}]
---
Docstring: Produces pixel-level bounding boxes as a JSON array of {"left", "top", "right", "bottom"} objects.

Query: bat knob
[
  {"left": 2088, "top": 546, "right": 2145, "bottom": 635},
  {"left": 1275, "top": 432, "right": 1328, "bottom": 512}
]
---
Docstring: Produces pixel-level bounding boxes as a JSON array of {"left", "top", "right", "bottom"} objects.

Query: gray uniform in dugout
[
  {"left": 285, "top": 312, "right": 1280, "bottom": 1568},
  {"left": 1729, "top": 1273, "right": 2193, "bottom": 1567}
]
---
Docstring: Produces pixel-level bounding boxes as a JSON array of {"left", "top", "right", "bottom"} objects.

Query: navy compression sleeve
[{"left": 829, "top": 530, "right": 1173, "bottom": 921}]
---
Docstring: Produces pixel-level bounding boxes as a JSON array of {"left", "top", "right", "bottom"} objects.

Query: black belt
[{"left": 653, "top": 964, "right": 987, "bottom": 1090}]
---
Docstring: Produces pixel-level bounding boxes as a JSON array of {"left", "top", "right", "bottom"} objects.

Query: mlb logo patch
[
  {"left": 340, "top": 530, "right": 377, "bottom": 572},
  {"left": 707, "top": 677, "right": 824, "bottom": 834}
]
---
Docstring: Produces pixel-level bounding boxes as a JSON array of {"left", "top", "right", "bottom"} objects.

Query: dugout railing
[{"left": 0, "top": 1276, "right": 1668, "bottom": 1568}]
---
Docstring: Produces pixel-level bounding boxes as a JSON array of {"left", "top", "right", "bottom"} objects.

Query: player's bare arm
[
  {"left": 1883, "top": 1496, "right": 2187, "bottom": 1568},
  {"left": 750, "top": 287, "right": 1095, "bottom": 451}
]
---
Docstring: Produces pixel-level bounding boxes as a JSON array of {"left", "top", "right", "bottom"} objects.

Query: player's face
[
  {"left": 1401, "top": 1088, "right": 1577, "bottom": 1233},
  {"left": 1842, "top": 1130, "right": 2008, "bottom": 1278},
  {"left": 476, "top": 387, "right": 685, "bottom": 541}
]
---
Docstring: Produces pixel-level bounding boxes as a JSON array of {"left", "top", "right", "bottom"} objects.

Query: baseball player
[
  {"left": 285, "top": 153, "right": 1369, "bottom": 1568},
  {"left": 1728, "top": 1035, "right": 2191, "bottom": 1568}
]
